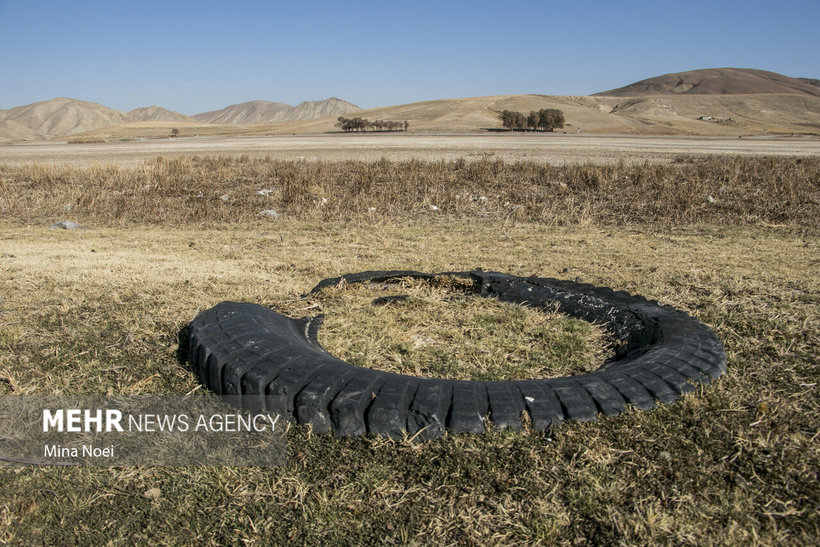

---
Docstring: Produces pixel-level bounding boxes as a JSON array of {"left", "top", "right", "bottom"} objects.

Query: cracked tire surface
[{"left": 189, "top": 271, "right": 727, "bottom": 439}]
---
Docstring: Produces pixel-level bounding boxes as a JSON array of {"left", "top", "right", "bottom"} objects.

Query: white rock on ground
[{"left": 49, "top": 220, "right": 85, "bottom": 230}]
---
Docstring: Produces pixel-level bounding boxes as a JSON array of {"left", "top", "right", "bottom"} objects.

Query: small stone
[
  {"left": 257, "top": 188, "right": 275, "bottom": 196},
  {"left": 411, "top": 333, "right": 434, "bottom": 348},
  {"left": 219, "top": 194, "right": 230, "bottom": 202},
  {"left": 143, "top": 487, "right": 161, "bottom": 500},
  {"left": 49, "top": 220, "right": 85, "bottom": 230},
  {"left": 258, "top": 209, "right": 280, "bottom": 219},
  {"left": 429, "top": 205, "right": 439, "bottom": 211},
  {"left": 706, "top": 195, "right": 716, "bottom": 203},
  {"left": 372, "top": 295, "right": 409, "bottom": 307}
]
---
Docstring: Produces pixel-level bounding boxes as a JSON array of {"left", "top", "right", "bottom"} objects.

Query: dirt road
[{"left": 2, "top": 133, "right": 818, "bottom": 166}]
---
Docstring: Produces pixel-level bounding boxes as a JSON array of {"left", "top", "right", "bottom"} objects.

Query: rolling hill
[
  {"left": 192, "top": 100, "right": 291, "bottom": 124},
  {"left": 193, "top": 97, "right": 360, "bottom": 124},
  {"left": 0, "top": 97, "right": 133, "bottom": 140},
  {"left": 128, "top": 105, "right": 194, "bottom": 123},
  {"left": 0, "top": 96, "right": 362, "bottom": 142},
  {"left": 262, "top": 92, "right": 820, "bottom": 135},
  {"left": 596, "top": 68, "right": 820, "bottom": 97},
  {"left": 2, "top": 68, "right": 818, "bottom": 143}
]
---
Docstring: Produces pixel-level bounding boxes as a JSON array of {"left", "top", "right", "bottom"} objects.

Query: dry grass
[
  {"left": 290, "top": 276, "right": 612, "bottom": 380},
  {"left": 0, "top": 215, "right": 818, "bottom": 544},
  {"left": 1, "top": 155, "right": 818, "bottom": 227},
  {"left": 0, "top": 155, "right": 818, "bottom": 543}
]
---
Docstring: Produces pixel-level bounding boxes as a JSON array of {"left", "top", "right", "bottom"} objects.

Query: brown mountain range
[
  {"left": 0, "top": 97, "right": 360, "bottom": 142},
  {"left": 2, "top": 68, "right": 818, "bottom": 143}
]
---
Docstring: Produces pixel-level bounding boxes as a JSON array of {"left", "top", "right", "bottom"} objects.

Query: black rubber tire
[{"left": 189, "top": 271, "right": 726, "bottom": 439}]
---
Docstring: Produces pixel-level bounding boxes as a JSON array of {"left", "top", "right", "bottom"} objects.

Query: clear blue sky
[{"left": 1, "top": 0, "right": 818, "bottom": 114}]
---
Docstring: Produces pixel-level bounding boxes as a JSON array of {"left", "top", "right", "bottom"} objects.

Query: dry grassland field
[{"left": 0, "top": 138, "right": 818, "bottom": 544}]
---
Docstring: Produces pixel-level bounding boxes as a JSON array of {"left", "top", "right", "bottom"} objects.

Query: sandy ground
[{"left": 2, "top": 133, "right": 819, "bottom": 166}]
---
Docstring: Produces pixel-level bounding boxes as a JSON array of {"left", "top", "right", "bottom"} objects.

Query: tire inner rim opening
[{"left": 312, "top": 274, "right": 615, "bottom": 382}]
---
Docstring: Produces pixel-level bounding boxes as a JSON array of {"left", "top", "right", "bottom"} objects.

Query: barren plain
[{"left": 2, "top": 133, "right": 819, "bottom": 166}]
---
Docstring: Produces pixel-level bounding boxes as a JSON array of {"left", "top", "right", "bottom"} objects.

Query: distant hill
[
  {"left": 0, "top": 96, "right": 362, "bottom": 142},
  {"left": 193, "top": 100, "right": 291, "bottom": 124},
  {"left": 193, "top": 97, "right": 360, "bottom": 124},
  {"left": 128, "top": 105, "right": 194, "bottom": 123},
  {"left": 307, "top": 92, "right": 820, "bottom": 135},
  {"left": 3, "top": 75, "right": 819, "bottom": 143},
  {"left": 596, "top": 68, "right": 820, "bottom": 97},
  {"left": 0, "top": 97, "right": 133, "bottom": 138},
  {"left": 286, "top": 98, "right": 362, "bottom": 121}
]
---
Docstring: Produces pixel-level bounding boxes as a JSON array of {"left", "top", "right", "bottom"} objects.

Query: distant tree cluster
[
  {"left": 500, "top": 109, "right": 565, "bottom": 131},
  {"left": 336, "top": 117, "right": 409, "bottom": 132}
]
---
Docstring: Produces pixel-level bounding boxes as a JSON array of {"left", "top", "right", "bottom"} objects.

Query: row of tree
[
  {"left": 500, "top": 109, "right": 565, "bottom": 131},
  {"left": 336, "top": 117, "right": 409, "bottom": 132}
]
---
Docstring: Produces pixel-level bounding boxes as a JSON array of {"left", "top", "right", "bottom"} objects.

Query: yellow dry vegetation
[{"left": 0, "top": 153, "right": 817, "bottom": 544}]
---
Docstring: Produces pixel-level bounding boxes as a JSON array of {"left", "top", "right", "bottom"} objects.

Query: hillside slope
[
  {"left": 597, "top": 68, "right": 820, "bottom": 97},
  {"left": 285, "top": 97, "right": 361, "bottom": 121},
  {"left": 193, "top": 97, "right": 360, "bottom": 124},
  {"left": 0, "top": 119, "right": 45, "bottom": 143},
  {"left": 1, "top": 97, "right": 134, "bottom": 137},
  {"left": 193, "top": 100, "right": 291, "bottom": 124},
  {"left": 128, "top": 105, "right": 194, "bottom": 123}
]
